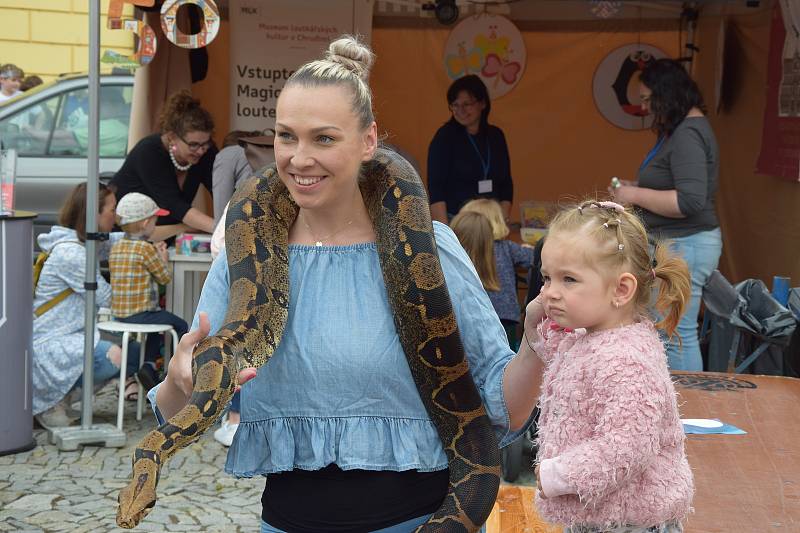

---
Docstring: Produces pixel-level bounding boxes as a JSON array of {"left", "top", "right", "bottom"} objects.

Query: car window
[
  {"left": 50, "top": 85, "right": 132, "bottom": 158},
  {"left": 0, "top": 94, "right": 60, "bottom": 156}
]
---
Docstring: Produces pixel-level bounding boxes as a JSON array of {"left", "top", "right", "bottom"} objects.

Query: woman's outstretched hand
[{"left": 167, "top": 312, "right": 258, "bottom": 401}]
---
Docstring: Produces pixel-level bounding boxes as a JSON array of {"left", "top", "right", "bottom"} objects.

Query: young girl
[
  {"left": 531, "top": 199, "right": 693, "bottom": 532},
  {"left": 455, "top": 198, "right": 535, "bottom": 349}
]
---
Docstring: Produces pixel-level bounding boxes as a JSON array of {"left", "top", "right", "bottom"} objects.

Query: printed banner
[
  {"left": 229, "top": 0, "right": 374, "bottom": 132},
  {"left": 756, "top": 1, "right": 800, "bottom": 181},
  {"left": 443, "top": 13, "right": 526, "bottom": 100}
]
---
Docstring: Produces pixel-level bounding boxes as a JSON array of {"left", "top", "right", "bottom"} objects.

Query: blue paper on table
[{"left": 681, "top": 418, "right": 746, "bottom": 435}]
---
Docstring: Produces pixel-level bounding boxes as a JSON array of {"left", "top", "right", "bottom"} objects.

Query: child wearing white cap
[
  {"left": 0, "top": 64, "right": 24, "bottom": 102},
  {"left": 108, "top": 192, "right": 189, "bottom": 393}
]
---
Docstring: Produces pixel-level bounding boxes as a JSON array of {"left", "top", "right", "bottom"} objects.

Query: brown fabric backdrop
[
  {"left": 128, "top": 11, "right": 192, "bottom": 147},
  {"left": 190, "top": 5, "right": 799, "bottom": 287},
  {"left": 692, "top": 3, "right": 800, "bottom": 286}
]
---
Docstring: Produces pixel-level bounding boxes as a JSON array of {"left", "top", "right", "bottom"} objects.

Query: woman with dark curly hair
[
  {"left": 427, "top": 75, "right": 513, "bottom": 224},
  {"left": 611, "top": 58, "right": 722, "bottom": 371},
  {"left": 111, "top": 90, "right": 218, "bottom": 236}
]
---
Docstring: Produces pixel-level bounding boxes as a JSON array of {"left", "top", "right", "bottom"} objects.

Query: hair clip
[
  {"left": 618, "top": 243, "right": 625, "bottom": 252},
  {"left": 597, "top": 201, "right": 625, "bottom": 213}
]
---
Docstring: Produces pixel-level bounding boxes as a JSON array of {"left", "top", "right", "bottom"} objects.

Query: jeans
[
  {"left": 118, "top": 310, "right": 188, "bottom": 364},
  {"left": 260, "top": 516, "right": 486, "bottom": 532},
  {"left": 74, "top": 338, "right": 141, "bottom": 388},
  {"left": 660, "top": 228, "right": 722, "bottom": 371}
]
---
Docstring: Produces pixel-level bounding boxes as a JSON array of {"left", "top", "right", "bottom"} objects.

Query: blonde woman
[
  {"left": 459, "top": 199, "right": 535, "bottom": 349},
  {"left": 146, "top": 36, "right": 544, "bottom": 531}
]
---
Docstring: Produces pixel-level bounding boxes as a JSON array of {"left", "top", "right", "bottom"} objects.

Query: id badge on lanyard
[
  {"left": 467, "top": 131, "right": 492, "bottom": 194},
  {"left": 640, "top": 136, "right": 665, "bottom": 173}
]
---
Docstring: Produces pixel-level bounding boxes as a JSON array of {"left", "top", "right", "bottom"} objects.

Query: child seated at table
[{"left": 109, "top": 192, "right": 188, "bottom": 393}]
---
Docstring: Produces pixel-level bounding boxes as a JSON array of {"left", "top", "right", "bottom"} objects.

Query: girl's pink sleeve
[{"left": 539, "top": 456, "right": 575, "bottom": 497}]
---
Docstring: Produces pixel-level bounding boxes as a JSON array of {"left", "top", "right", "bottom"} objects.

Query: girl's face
[
  {"left": 449, "top": 90, "right": 485, "bottom": 132},
  {"left": 274, "top": 84, "right": 377, "bottom": 212},
  {"left": 170, "top": 129, "right": 212, "bottom": 166},
  {"left": 0, "top": 76, "right": 21, "bottom": 96},
  {"left": 540, "top": 232, "right": 622, "bottom": 332},
  {"left": 98, "top": 193, "right": 117, "bottom": 233}
]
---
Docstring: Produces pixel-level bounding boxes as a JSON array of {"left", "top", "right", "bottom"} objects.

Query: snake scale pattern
[{"left": 116, "top": 148, "right": 501, "bottom": 531}]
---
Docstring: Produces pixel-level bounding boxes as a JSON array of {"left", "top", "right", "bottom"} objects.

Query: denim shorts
[{"left": 73, "top": 338, "right": 140, "bottom": 388}]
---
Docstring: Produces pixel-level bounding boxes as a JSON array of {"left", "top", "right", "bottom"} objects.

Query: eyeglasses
[
  {"left": 178, "top": 135, "right": 212, "bottom": 152},
  {"left": 449, "top": 100, "right": 478, "bottom": 112}
]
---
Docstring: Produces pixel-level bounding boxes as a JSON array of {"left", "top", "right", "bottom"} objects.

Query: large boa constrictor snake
[{"left": 116, "top": 148, "right": 501, "bottom": 531}]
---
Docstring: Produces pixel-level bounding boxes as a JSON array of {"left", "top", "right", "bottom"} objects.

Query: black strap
[{"left": 86, "top": 232, "right": 109, "bottom": 241}]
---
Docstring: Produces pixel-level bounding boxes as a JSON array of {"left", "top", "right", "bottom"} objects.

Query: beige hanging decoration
[{"left": 443, "top": 13, "right": 526, "bottom": 100}]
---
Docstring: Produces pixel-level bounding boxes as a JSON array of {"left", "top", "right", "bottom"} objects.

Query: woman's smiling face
[{"left": 273, "top": 84, "right": 377, "bottom": 212}]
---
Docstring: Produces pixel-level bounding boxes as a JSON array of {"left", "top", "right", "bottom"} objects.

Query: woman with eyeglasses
[
  {"left": 111, "top": 90, "right": 218, "bottom": 236},
  {"left": 427, "top": 74, "right": 513, "bottom": 224}
]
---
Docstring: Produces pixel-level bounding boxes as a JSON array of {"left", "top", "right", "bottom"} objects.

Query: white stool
[{"left": 96, "top": 321, "right": 180, "bottom": 430}]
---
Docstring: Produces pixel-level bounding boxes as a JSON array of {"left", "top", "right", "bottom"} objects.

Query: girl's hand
[
  {"left": 168, "top": 312, "right": 258, "bottom": 400},
  {"left": 520, "top": 292, "right": 546, "bottom": 352},
  {"left": 523, "top": 292, "right": 546, "bottom": 333}
]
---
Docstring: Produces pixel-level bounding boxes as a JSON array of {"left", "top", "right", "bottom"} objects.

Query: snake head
[{"left": 116, "top": 460, "right": 159, "bottom": 528}]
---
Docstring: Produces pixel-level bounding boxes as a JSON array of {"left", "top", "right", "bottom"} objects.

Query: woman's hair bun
[{"left": 325, "top": 35, "right": 374, "bottom": 79}]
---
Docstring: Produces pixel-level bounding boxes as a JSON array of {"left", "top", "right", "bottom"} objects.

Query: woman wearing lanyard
[
  {"left": 611, "top": 58, "right": 722, "bottom": 371},
  {"left": 427, "top": 75, "right": 513, "bottom": 223}
]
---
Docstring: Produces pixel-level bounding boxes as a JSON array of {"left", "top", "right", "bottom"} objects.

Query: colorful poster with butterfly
[
  {"left": 592, "top": 43, "right": 667, "bottom": 130},
  {"left": 443, "top": 14, "right": 526, "bottom": 100}
]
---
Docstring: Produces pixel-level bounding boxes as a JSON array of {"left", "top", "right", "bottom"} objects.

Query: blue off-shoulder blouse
[{"left": 150, "top": 222, "right": 529, "bottom": 477}]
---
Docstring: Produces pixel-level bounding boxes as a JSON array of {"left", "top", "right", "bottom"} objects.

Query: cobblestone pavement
[
  {"left": 0, "top": 382, "right": 536, "bottom": 533},
  {"left": 0, "top": 382, "right": 265, "bottom": 533}
]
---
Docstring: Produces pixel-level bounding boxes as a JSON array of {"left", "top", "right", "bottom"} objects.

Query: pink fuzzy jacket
[{"left": 532, "top": 319, "right": 693, "bottom": 528}]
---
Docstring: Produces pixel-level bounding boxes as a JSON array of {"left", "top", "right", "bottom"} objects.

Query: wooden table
[
  {"left": 673, "top": 372, "right": 800, "bottom": 532},
  {"left": 486, "top": 372, "right": 800, "bottom": 533}
]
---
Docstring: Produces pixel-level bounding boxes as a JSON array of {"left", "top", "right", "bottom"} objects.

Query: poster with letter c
[
  {"left": 592, "top": 43, "right": 667, "bottom": 131},
  {"left": 229, "top": 0, "right": 374, "bottom": 132}
]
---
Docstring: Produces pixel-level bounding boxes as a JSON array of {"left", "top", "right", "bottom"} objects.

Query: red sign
[{"left": 756, "top": 3, "right": 800, "bottom": 182}]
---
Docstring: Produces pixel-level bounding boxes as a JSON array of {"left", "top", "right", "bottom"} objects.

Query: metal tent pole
[{"left": 52, "top": 0, "right": 126, "bottom": 451}]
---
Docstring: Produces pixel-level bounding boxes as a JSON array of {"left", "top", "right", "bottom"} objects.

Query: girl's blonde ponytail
[{"left": 651, "top": 242, "right": 691, "bottom": 341}]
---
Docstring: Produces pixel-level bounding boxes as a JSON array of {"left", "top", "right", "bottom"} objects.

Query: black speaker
[{"left": 435, "top": 0, "right": 459, "bottom": 25}]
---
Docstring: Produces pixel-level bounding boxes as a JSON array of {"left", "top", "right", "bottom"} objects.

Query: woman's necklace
[
  {"left": 168, "top": 145, "right": 192, "bottom": 172},
  {"left": 301, "top": 212, "right": 354, "bottom": 247}
]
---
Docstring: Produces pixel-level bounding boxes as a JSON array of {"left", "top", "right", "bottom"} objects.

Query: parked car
[{"left": 0, "top": 73, "right": 134, "bottom": 239}]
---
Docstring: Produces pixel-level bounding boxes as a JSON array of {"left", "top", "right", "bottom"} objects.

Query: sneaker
[
  {"left": 135, "top": 364, "right": 159, "bottom": 393},
  {"left": 213, "top": 416, "right": 239, "bottom": 447},
  {"left": 34, "top": 401, "right": 78, "bottom": 429},
  {"left": 64, "top": 389, "right": 82, "bottom": 419}
]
